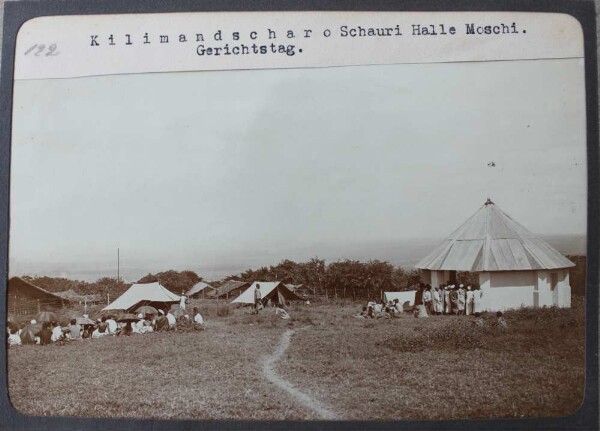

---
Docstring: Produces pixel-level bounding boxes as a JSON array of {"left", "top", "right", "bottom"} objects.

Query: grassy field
[{"left": 7, "top": 298, "right": 585, "bottom": 420}]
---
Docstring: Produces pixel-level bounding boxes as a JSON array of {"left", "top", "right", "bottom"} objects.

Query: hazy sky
[{"left": 10, "top": 58, "right": 587, "bottom": 279}]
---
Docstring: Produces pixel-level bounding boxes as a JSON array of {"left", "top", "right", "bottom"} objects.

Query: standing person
[
  {"left": 443, "top": 286, "right": 451, "bottom": 315},
  {"left": 414, "top": 283, "right": 424, "bottom": 307},
  {"left": 422, "top": 286, "right": 432, "bottom": 314},
  {"left": 457, "top": 284, "right": 466, "bottom": 316},
  {"left": 254, "top": 284, "right": 262, "bottom": 314},
  {"left": 439, "top": 287, "right": 445, "bottom": 314},
  {"left": 473, "top": 286, "right": 484, "bottom": 316},
  {"left": 180, "top": 291, "right": 187, "bottom": 311},
  {"left": 433, "top": 286, "right": 443, "bottom": 315},
  {"left": 449, "top": 286, "right": 459, "bottom": 315},
  {"left": 466, "top": 286, "right": 474, "bottom": 316}
]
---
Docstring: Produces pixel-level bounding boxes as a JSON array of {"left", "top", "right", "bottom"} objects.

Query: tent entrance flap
[
  {"left": 277, "top": 290, "right": 287, "bottom": 308},
  {"left": 231, "top": 281, "right": 304, "bottom": 305}
]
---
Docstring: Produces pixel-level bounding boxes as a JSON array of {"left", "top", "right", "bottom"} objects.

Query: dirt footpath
[{"left": 262, "top": 329, "right": 339, "bottom": 420}]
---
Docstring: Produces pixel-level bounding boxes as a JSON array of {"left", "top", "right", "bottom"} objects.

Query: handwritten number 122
[{"left": 24, "top": 43, "right": 59, "bottom": 56}]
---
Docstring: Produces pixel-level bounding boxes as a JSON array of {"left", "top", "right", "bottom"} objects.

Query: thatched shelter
[
  {"left": 208, "top": 280, "right": 251, "bottom": 299},
  {"left": 186, "top": 281, "right": 216, "bottom": 298},
  {"left": 8, "top": 277, "right": 70, "bottom": 316},
  {"left": 415, "top": 199, "right": 574, "bottom": 311}
]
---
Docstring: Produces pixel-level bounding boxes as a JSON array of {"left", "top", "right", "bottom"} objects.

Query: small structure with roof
[
  {"left": 8, "top": 276, "right": 70, "bottom": 316},
  {"left": 186, "top": 281, "right": 216, "bottom": 298},
  {"left": 415, "top": 199, "right": 574, "bottom": 311},
  {"left": 208, "top": 280, "right": 251, "bottom": 299},
  {"left": 55, "top": 289, "right": 103, "bottom": 305}
]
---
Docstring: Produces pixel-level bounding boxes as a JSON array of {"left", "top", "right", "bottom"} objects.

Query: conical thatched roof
[{"left": 415, "top": 199, "right": 575, "bottom": 272}]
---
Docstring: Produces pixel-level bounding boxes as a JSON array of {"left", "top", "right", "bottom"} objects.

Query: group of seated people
[
  {"left": 355, "top": 299, "right": 404, "bottom": 319},
  {"left": 354, "top": 282, "right": 486, "bottom": 320},
  {"left": 6, "top": 306, "right": 205, "bottom": 347}
]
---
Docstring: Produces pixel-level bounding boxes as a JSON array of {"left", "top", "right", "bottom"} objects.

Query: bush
[{"left": 379, "top": 320, "right": 493, "bottom": 352}]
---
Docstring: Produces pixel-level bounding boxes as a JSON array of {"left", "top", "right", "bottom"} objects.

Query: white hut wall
[
  {"left": 535, "top": 270, "right": 552, "bottom": 308},
  {"left": 557, "top": 271, "right": 571, "bottom": 308},
  {"left": 478, "top": 271, "right": 532, "bottom": 311}
]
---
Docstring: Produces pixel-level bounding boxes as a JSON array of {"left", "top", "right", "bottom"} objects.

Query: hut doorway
[{"left": 448, "top": 271, "right": 457, "bottom": 284}]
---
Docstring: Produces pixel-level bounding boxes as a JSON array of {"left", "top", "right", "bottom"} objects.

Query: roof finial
[{"left": 485, "top": 198, "right": 494, "bottom": 206}]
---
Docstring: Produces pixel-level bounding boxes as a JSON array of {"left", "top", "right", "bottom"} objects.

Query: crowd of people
[
  {"left": 6, "top": 305, "right": 205, "bottom": 348},
  {"left": 354, "top": 282, "right": 507, "bottom": 326},
  {"left": 415, "top": 282, "right": 484, "bottom": 316}
]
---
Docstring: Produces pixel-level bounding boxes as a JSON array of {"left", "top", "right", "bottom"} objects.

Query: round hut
[{"left": 415, "top": 199, "right": 574, "bottom": 311}]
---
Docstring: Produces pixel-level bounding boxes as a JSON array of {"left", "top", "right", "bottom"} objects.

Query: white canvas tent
[
  {"left": 232, "top": 281, "right": 303, "bottom": 306},
  {"left": 102, "top": 282, "right": 181, "bottom": 312},
  {"left": 383, "top": 291, "right": 417, "bottom": 311},
  {"left": 415, "top": 199, "right": 574, "bottom": 311}
]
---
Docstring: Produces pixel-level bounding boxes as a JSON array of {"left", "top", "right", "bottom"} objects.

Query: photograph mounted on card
[{"left": 4, "top": 6, "right": 591, "bottom": 425}]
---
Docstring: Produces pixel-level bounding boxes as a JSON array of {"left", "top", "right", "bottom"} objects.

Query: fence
[{"left": 7, "top": 297, "right": 104, "bottom": 323}]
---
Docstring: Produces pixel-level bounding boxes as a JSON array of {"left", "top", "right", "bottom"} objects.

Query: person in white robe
[
  {"left": 444, "top": 287, "right": 451, "bottom": 315},
  {"left": 51, "top": 322, "right": 63, "bottom": 342},
  {"left": 105, "top": 317, "right": 118, "bottom": 335},
  {"left": 166, "top": 311, "right": 177, "bottom": 328},
  {"left": 433, "top": 286, "right": 443, "bottom": 314},
  {"left": 193, "top": 307, "right": 204, "bottom": 325},
  {"left": 466, "top": 286, "right": 475, "bottom": 315},
  {"left": 422, "top": 287, "right": 432, "bottom": 314},
  {"left": 413, "top": 304, "right": 429, "bottom": 318},
  {"left": 8, "top": 328, "right": 21, "bottom": 347}
]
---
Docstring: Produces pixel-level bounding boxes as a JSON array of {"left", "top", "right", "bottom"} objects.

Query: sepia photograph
[{"left": 5, "top": 14, "right": 588, "bottom": 421}]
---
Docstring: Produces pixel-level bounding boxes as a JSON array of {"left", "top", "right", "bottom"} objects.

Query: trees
[
  {"left": 237, "top": 258, "right": 327, "bottom": 288},
  {"left": 323, "top": 259, "right": 396, "bottom": 299},
  {"left": 233, "top": 257, "right": 422, "bottom": 299},
  {"left": 137, "top": 270, "right": 202, "bottom": 294},
  {"left": 392, "top": 267, "right": 421, "bottom": 291}
]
